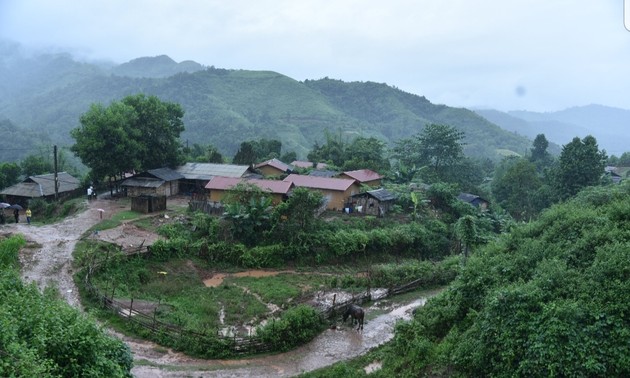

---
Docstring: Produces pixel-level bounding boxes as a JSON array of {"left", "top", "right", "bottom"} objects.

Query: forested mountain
[
  {"left": 0, "top": 41, "right": 532, "bottom": 162},
  {"left": 475, "top": 105, "right": 630, "bottom": 157}
]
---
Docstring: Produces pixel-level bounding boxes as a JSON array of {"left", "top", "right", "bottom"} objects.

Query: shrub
[{"left": 256, "top": 305, "right": 325, "bottom": 351}]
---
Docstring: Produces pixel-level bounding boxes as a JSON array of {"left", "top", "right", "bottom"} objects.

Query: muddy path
[{"left": 2, "top": 196, "right": 441, "bottom": 377}]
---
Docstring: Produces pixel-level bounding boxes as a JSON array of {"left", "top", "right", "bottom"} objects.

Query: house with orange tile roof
[
  {"left": 283, "top": 174, "right": 360, "bottom": 210},
  {"left": 339, "top": 169, "right": 383, "bottom": 187},
  {"left": 205, "top": 176, "right": 294, "bottom": 205}
]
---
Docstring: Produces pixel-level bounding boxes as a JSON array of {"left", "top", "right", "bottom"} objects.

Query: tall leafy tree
[
  {"left": 232, "top": 141, "right": 257, "bottom": 165},
  {"left": 492, "top": 157, "right": 543, "bottom": 220},
  {"left": 119, "top": 94, "right": 185, "bottom": 169},
  {"left": 71, "top": 94, "right": 185, "bottom": 181},
  {"left": 529, "top": 133, "right": 553, "bottom": 171},
  {"left": 0, "top": 162, "right": 20, "bottom": 189},
  {"left": 21, "top": 154, "right": 53, "bottom": 177},
  {"left": 554, "top": 135, "right": 607, "bottom": 199},
  {"left": 392, "top": 124, "right": 465, "bottom": 182},
  {"left": 342, "top": 136, "right": 391, "bottom": 172},
  {"left": 307, "top": 130, "right": 346, "bottom": 167}
]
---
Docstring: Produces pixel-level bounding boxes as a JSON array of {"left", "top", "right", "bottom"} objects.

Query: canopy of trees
[{"left": 71, "top": 94, "right": 185, "bottom": 180}]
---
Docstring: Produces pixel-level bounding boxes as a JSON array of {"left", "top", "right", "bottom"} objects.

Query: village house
[
  {"left": 205, "top": 176, "right": 294, "bottom": 205},
  {"left": 283, "top": 174, "right": 360, "bottom": 211},
  {"left": 349, "top": 188, "right": 397, "bottom": 217},
  {"left": 254, "top": 158, "right": 293, "bottom": 177},
  {"left": 175, "top": 162, "right": 255, "bottom": 194},
  {"left": 339, "top": 169, "right": 383, "bottom": 188},
  {"left": 0, "top": 172, "right": 81, "bottom": 206},
  {"left": 120, "top": 168, "right": 184, "bottom": 197}
]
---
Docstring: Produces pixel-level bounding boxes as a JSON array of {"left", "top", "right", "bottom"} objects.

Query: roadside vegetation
[{"left": 0, "top": 235, "right": 133, "bottom": 377}]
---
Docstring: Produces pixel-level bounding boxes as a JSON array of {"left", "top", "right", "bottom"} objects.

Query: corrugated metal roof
[
  {"left": 342, "top": 169, "right": 383, "bottom": 182},
  {"left": 175, "top": 163, "right": 251, "bottom": 180},
  {"left": 284, "top": 174, "right": 356, "bottom": 191},
  {"left": 0, "top": 172, "right": 80, "bottom": 198},
  {"left": 146, "top": 168, "right": 184, "bottom": 181},
  {"left": 206, "top": 176, "right": 293, "bottom": 194},
  {"left": 352, "top": 188, "right": 397, "bottom": 202},
  {"left": 121, "top": 177, "right": 164, "bottom": 188}
]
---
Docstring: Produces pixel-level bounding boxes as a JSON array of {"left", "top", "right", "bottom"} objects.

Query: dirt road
[{"left": 4, "top": 196, "right": 439, "bottom": 377}]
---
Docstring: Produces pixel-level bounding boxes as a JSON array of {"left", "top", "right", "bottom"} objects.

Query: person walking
[
  {"left": 26, "top": 208, "right": 32, "bottom": 225},
  {"left": 13, "top": 208, "right": 19, "bottom": 223}
]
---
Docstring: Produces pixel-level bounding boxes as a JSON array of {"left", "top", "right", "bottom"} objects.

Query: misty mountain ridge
[
  {"left": 475, "top": 105, "right": 630, "bottom": 157},
  {"left": 2, "top": 39, "right": 616, "bottom": 165}
]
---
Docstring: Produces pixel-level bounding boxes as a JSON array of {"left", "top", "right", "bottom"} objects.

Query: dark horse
[{"left": 343, "top": 304, "right": 364, "bottom": 331}]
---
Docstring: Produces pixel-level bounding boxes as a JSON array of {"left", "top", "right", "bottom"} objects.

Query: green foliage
[
  {"left": 554, "top": 135, "right": 607, "bottom": 199},
  {"left": 392, "top": 124, "right": 465, "bottom": 183},
  {"left": 0, "top": 236, "right": 132, "bottom": 377},
  {"left": 71, "top": 94, "right": 185, "bottom": 181},
  {"left": 378, "top": 181, "right": 630, "bottom": 376},
  {"left": 0, "top": 162, "right": 21, "bottom": 190},
  {"left": 256, "top": 305, "right": 325, "bottom": 351},
  {"left": 492, "top": 156, "right": 544, "bottom": 220},
  {"left": 270, "top": 187, "right": 324, "bottom": 244},
  {"left": 21, "top": 153, "right": 53, "bottom": 177},
  {"left": 222, "top": 183, "right": 274, "bottom": 246}
]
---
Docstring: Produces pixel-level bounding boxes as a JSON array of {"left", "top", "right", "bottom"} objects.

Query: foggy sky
[{"left": 1, "top": 0, "right": 629, "bottom": 112}]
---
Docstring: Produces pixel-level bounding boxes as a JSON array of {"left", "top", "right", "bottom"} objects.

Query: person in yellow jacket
[{"left": 26, "top": 208, "right": 32, "bottom": 225}]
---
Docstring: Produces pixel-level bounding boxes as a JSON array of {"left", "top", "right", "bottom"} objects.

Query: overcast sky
[{"left": 1, "top": 0, "right": 628, "bottom": 112}]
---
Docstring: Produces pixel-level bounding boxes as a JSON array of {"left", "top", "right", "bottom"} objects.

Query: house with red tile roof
[
  {"left": 205, "top": 176, "right": 294, "bottom": 205},
  {"left": 254, "top": 158, "right": 293, "bottom": 177},
  {"left": 283, "top": 174, "right": 360, "bottom": 210},
  {"left": 339, "top": 169, "right": 383, "bottom": 187}
]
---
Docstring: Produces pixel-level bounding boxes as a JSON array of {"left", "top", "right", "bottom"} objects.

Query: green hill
[{"left": 0, "top": 43, "right": 532, "bottom": 162}]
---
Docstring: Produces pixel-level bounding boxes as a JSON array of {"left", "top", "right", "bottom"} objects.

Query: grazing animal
[{"left": 343, "top": 304, "right": 365, "bottom": 331}]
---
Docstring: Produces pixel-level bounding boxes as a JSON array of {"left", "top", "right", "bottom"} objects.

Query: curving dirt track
[{"left": 2, "top": 196, "right": 439, "bottom": 377}]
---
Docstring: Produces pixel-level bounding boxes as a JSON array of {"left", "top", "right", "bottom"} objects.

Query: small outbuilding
[
  {"left": 121, "top": 168, "right": 184, "bottom": 197},
  {"left": 350, "top": 188, "right": 397, "bottom": 217},
  {"left": 457, "top": 193, "right": 490, "bottom": 210}
]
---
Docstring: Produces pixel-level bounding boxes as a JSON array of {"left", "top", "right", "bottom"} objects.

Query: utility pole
[{"left": 54, "top": 145, "right": 59, "bottom": 200}]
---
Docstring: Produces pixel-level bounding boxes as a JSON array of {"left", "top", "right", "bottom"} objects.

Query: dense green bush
[
  {"left": 378, "top": 182, "right": 630, "bottom": 376},
  {"left": 0, "top": 236, "right": 132, "bottom": 377},
  {"left": 256, "top": 305, "right": 326, "bottom": 352}
]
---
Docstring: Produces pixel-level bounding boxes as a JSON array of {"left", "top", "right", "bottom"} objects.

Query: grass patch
[{"left": 226, "top": 273, "right": 331, "bottom": 307}]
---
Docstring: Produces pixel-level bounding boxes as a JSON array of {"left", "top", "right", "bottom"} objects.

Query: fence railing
[{"left": 82, "top": 263, "right": 436, "bottom": 356}]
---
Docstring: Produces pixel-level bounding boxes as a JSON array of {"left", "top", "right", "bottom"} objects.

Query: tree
[
  {"left": 232, "top": 141, "right": 257, "bottom": 165},
  {"left": 270, "top": 187, "right": 323, "bottom": 244},
  {"left": 492, "top": 157, "right": 543, "bottom": 220},
  {"left": 342, "top": 136, "right": 391, "bottom": 172},
  {"left": 554, "top": 135, "right": 607, "bottom": 199},
  {"left": 307, "top": 129, "right": 346, "bottom": 167},
  {"left": 21, "top": 154, "right": 53, "bottom": 177},
  {"left": 222, "top": 183, "right": 273, "bottom": 246},
  {"left": 71, "top": 94, "right": 185, "bottom": 181},
  {"left": 392, "top": 124, "right": 465, "bottom": 182},
  {"left": 0, "top": 162, "right": 20, "bottom": 190},
  {"left": 455, "top": 215, "right": 478, "bottom": 260},
  {"left": 529, "top": 134, "right": 553, "bottom": 171}
]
